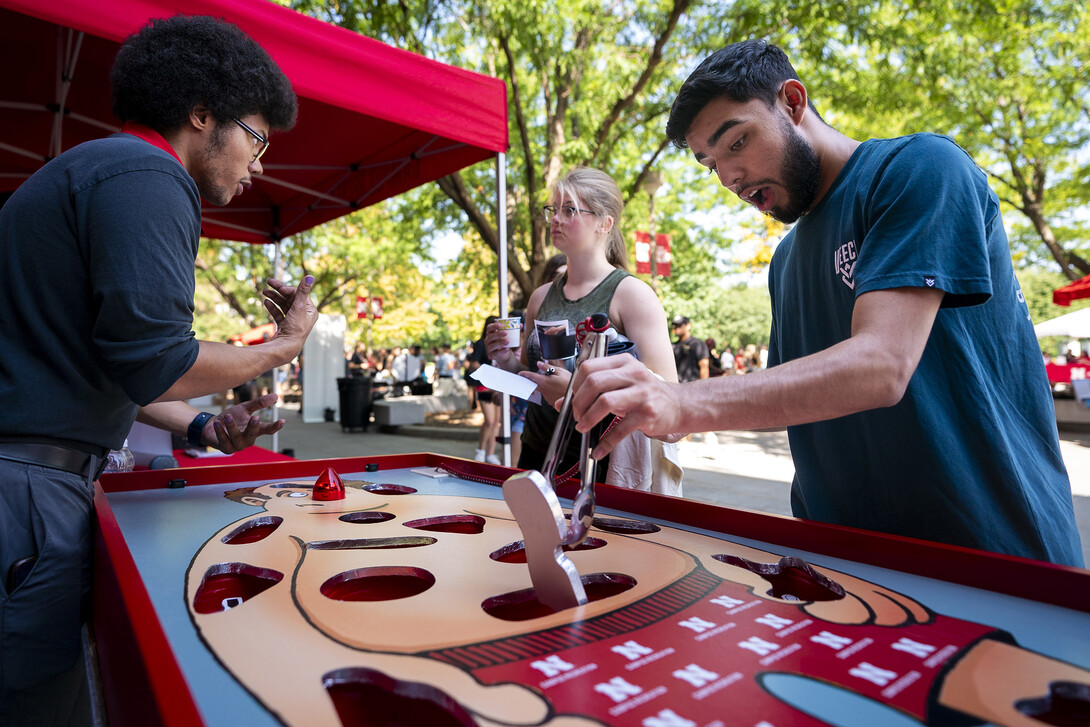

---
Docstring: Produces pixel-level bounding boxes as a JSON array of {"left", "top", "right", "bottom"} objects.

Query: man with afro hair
[{"left": 0, "top": 16, "right": 316, "bottom": 724}]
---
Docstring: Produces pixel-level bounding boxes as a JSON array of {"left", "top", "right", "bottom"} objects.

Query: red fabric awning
[
  {"left": 229, "top": 323, "right": 277, "bottom": 345},
  {"left": 0, "top": 0, "right": 507, "bottom": 243},
  {"left": 1053, "top": 274, "right": 1090, "bottom": 307}
]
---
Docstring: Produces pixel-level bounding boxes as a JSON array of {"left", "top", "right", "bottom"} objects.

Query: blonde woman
[{"left": 486, "top": 167, "right": 678, "bottom": 486}]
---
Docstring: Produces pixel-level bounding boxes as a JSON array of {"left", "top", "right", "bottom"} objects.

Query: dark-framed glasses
[
  {"left": 233, "top": 118, "right": 269, "bottom": 162},
  {"left": 542, "top": 204, "right": 596, "bottom": 223}
]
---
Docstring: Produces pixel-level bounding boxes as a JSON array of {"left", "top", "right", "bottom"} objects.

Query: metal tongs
[
  {"left": 501, "top": 314, "right": 611, "bottom": 610},
  {"left": 540, "top": 315, "right": 610, "bottom": 545}
]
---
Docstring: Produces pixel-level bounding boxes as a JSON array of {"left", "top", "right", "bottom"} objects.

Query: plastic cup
[{"left": 497, "top": 317, "right": 522, "bottom": 348}]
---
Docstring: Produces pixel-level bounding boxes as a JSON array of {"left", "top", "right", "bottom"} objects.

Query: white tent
[{"left": 1033, "top": 307, "right": 1090, "bottom": 338}]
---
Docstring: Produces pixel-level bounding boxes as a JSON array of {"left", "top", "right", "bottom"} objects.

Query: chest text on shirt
[{"left": 834, "top": 240, "right": 858, "bottom": 290}]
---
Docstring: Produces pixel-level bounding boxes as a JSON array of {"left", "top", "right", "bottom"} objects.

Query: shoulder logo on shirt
[
  {"left": 924, "top": 276, "right": 935, "bottom": 287},
  {"left": 834, "top": 240, "right": 857, "bottom": 290}
]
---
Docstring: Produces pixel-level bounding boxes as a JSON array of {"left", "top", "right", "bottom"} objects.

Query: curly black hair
[
  {"left": 110, "top": 15, "right": 297, "bottom": 134},
  {"left": 665, "top": 39, "right": 822, "bottom": 149}
]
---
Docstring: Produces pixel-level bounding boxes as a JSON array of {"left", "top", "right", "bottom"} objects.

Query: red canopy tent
[
  {"left": 0, "top": 0, "right": 519, "bottom": 471},
  {"left": 0, "top": 0, "right": 508, "bottom": 243},
  {"left": 1053, "top": 275, "right": 1090, "bottom": 307}
]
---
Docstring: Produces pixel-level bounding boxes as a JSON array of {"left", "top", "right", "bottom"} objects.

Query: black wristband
[{"left": 187, "top": 412, "right": 215, "bottom": 448}]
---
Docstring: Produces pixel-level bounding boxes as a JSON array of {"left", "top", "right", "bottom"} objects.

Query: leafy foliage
[{"left": 199, "top": 0, "right": 1088, "bottom": 358}]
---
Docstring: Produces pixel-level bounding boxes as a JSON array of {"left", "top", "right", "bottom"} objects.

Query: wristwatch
[{"left": 187, "top": 412, "right": 215, "bottom": 448}]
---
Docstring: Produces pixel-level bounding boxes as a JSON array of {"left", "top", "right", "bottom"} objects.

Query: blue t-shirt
[
  {"left": 0, "top": 133, "right": 201, "bottom": 451},
  {"left": 768, "top": 133, "right": 1082, "bottom": 566}
]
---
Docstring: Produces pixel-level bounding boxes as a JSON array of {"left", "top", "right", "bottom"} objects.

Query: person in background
[
  {"left": 0, "top": 16, "right": 317, "bottom": 723},
  {"left": 743, "top": 343, "right": 761, "bottom": 373},
  {"left": 720, "top": 345, "right": 736, "bottom": 375},
  {"left": 433, "top": 343, "right": 456, "bottom": 383},
  {"left": 347, "top": 341, "right": 368, "bottom": 377},
  {"left": 390, "top": 345, "right": 423, "bottom": 394},
  {"left": 471, "top": 317, "right": 502, "bottom": 464},
  {"left": 461, "top": 342, "right": 477, "bottom": 408},
  {"left": 485, "top": 167, "right": 678, "bottom": 483},
  {"left": 568, "top": 39, "right": 1082, "bottom": 567},
  {"left": 507, "top": 310, "right": 529, "bottom": 466},
  {"left": 705, "top": 338, "right": 725, "bottom": 377},
  {"left": 734, "top": 347, "right": 748, "bottom": 374},
  {"left": 672, "top": 315, "right": 710, "bottom": 382},
  {"left": 542, "top": 252, "right": 568, "bottom": 284}
]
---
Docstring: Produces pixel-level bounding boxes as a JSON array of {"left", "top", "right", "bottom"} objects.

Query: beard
[
  {"left": 196, "top": 123, "right": 234, "bottom": 207},
  {"left": 769, "top": 117, "right": 822, "bottom": 224}
]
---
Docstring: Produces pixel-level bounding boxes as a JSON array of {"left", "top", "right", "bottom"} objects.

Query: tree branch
[
  {"left": 590, "top": 0, "right": 693, "bottom": 161},
  {"left": 195, "top": 252, "right": 258, "bottom": 324}
]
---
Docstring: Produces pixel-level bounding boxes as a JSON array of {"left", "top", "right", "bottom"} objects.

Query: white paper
[
  {"left": 410, "top": 467, "right": 450, "bottom": 479},
  {"left": 470, "top": 364, "right": 539, "bottom": 401}
]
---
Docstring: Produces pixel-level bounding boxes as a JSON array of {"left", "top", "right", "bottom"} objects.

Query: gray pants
[{"left": 0, "top": 458, "right": 94, "bottom": 723}]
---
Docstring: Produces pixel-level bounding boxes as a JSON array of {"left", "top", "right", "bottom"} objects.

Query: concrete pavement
[{"left": 270, "top": 403, "right": 1090, "bottom": 567}]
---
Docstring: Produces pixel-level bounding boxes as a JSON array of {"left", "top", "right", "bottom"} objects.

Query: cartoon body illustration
[{"left": 185, "top": 475, "right": 1090, "bottom": 726}]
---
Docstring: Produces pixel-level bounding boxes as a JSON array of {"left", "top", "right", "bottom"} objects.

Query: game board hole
[
  {"left": 192, "top": 562, "right": 284, "bottom": 614},
  {"left": 713, "top": 554, "right": 846, "bottom": 602},
  {"left": 1015, "top": 681, "right": 1090, "bottom": 726},
  {"left": 221, "top": 516, "right": 283, "bottom": 545},
  {"left": 488, "top": 537, "right": 607, "bottom": 563},
  {"left": 324, "top": 667, "right": 476, "bottom": 727},
  {"left": 321, "top": 566, "right": 435, "bottom": 601},
  {"left": 339, "top": 511, "right": 396, "bottom": 524},
  {"left": 481, "top": 572, "right": 636, "bottom": 621},
  {"left": 403, "top": 515, "right": 486, "bottom": 534},
  {"left": 362, "top": 484, "right": 417, "bottom": 495},
  {"left": 588, "top": 516, "right": 660, "bottom": 535}
]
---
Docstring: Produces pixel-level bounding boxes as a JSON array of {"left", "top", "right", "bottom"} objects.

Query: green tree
[
  {"left": 783, "top": 0, "right": 1090, "bottom": 279},
  {"left": 288, "top": 0, "right": 756, "bottom": 308},
  {"left": 193, "top": 202, "right": 440, "bottom": 348}
]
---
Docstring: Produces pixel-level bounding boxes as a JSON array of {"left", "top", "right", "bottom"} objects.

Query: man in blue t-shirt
[
  {"left": 0, "top": 17, "right": 319, "bottom": 723},
  {"left": 569, "top": 40, "right": 1083, "bottom": 568}
]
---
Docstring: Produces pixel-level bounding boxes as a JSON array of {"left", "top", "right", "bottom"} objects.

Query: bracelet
[{"left": 187, "top": 412, "right": 215, "bottom": 448}]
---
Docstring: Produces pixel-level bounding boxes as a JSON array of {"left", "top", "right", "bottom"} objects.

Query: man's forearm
[
  {"left": 153, "top": 339, "right": 297, "bottom": 403},
  {"left": 137, "top": 400, "right": 201, "bottom": 436}
]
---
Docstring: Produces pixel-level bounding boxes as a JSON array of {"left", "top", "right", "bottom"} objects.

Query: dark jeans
[{"left": 0, "top": 458, "right": 94, "bottom": 724}]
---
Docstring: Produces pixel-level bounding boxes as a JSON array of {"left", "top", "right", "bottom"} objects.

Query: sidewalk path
[{"left": 271, "top": 404, "right": 1089, "bottom": 567}]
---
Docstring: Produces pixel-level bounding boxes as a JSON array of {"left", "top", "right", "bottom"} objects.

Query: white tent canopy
[{"left": 1034, "top": 307, "right": 1090, "bottom": 338}]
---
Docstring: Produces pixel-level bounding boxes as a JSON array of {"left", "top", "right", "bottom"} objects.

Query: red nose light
[{"left": 313, "top": 468, "right": 346, "bottom": 501}]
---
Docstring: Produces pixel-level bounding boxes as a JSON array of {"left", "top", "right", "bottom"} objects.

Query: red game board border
[{"left": 92, "top": 452, "right": 1090, "bottom": 726}]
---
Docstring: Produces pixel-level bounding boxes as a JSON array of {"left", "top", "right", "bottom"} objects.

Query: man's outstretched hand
[
  {"left": 569, "top": 353, "right": 686, "bottom": 458},
  {"left": 264, "top": 275, "right": 318, "bottom": 350},
  {"left": 203, "top": 393, "right": 285, "bottom": 454}
]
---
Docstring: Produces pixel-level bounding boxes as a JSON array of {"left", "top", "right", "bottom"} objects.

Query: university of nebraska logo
[{"left": 834, "top": 240, "right": 857, "bottom": 289}]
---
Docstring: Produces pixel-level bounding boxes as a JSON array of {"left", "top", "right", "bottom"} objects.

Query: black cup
[{"left": 540, "top": 332, "right": 577, "bottom": 360}]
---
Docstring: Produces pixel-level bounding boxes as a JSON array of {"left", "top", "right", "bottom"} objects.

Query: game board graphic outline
[{"left": 183, "top": 476, "right": 1090, "bottom": 727}]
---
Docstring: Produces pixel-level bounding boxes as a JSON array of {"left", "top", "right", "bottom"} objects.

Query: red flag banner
[
  {"left": 635, "top": 231, "right": 671, "bottom": 276},
  {"left": 357, "top": 295, "right": 384, "bottom": 319},
  {"left": 656, "top": 233, "right": 672, "bottom": 277},
  {"left": 634, "top": 230, "right": 651, "bottom": 275}
]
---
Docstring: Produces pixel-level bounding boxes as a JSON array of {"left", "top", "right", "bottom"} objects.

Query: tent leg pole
[
  {"left": 272, "top": 241, "right": 282, "bottom": 455},
  {"left": 496, "top": 152, "right": 512, "bottom": 467}
]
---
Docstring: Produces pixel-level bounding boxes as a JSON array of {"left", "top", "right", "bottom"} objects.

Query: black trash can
[{"left": 337, "top": 376, "right": 372, "bottom": 432}]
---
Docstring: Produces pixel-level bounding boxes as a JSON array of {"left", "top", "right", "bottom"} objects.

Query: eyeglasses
[
  {"left": 233, "top": 118, "right": 269, "bottom": 163},
  {"left": 542, "top": 204, "right": 596, "bottom": 223}
]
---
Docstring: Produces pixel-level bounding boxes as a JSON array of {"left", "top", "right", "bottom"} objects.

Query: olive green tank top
[{"left": 521, "top": 267, "right": 631, "bottom": 461}]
